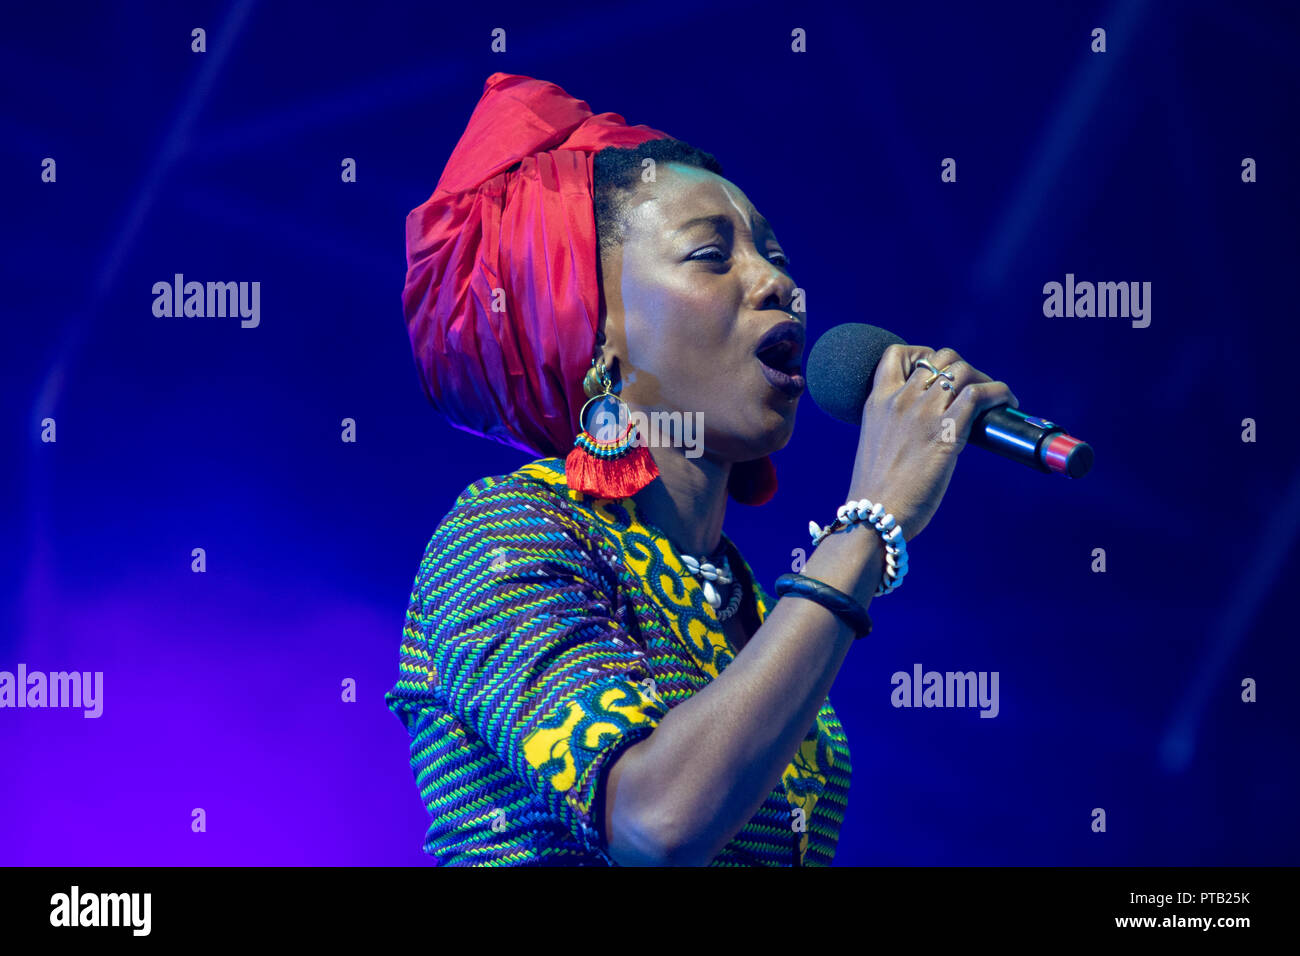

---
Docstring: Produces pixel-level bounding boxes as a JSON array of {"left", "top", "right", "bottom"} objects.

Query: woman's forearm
[{"left": 606, "top": 528, "right": 885, "bottom": 866}]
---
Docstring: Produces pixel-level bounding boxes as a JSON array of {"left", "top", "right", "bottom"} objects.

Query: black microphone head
[{"left": 806, "top": 322, "right": 909, "bottom": 425}]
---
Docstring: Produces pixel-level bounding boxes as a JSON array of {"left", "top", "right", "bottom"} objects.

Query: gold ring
[
  {"left": 915, "top": 358, "right": 941, "bottom": 389},
  {"left": 923, "top": 362, "right": 956, "bottom": 390},
  {"left": 916, "top": 358, "right": 955, "bottom": 383}
]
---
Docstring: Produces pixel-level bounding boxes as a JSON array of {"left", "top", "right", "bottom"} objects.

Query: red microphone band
[{"left": 1043, "top": 433, "right": 1093, "bottom": 478}]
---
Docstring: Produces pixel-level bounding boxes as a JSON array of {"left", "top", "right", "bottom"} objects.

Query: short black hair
[{"left": 593, "top": 138, "right": 724, "bottom": 264}]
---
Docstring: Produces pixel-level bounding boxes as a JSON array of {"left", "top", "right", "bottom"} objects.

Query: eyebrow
[{"left": 671, "top": 212, "right": 772, "bottom": 236}]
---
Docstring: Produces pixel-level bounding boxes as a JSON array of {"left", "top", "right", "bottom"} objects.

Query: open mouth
[
  {"left": 755, "top": 321, "right": 806, "bottom": 397},
  {"left": 756, "top": 338, "right": 802, "bottom": 375},
  {"left": 754, "top": 340, "right": 800, "bottom": 395}
]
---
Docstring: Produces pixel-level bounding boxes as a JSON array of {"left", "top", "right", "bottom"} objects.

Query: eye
[{"left": 689, "top": 247, "right": 791, "bottom": 267}]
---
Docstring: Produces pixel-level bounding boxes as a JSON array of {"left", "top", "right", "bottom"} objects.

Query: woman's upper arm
[
  {"left": 600, "top": 732, "right": 671, "bottom": 866},
  {"left": 413, "top": 479, "right": 673, "bottom": 863}
]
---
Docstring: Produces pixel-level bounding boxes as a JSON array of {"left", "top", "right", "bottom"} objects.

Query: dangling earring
[
  {"left": 728, "top": 455, "right": 778, "bottom": 506},
  {"left": 564, "top": 359, "right": 661, "bottom": 499}
]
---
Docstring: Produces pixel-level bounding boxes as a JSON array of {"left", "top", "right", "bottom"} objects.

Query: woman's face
[{"left": 599, "top": 163, "right": 806, "bottom": 464}]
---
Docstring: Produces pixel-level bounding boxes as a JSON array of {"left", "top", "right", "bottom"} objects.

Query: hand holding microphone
[
  {"left": 806, "top": 323, "right": 1092, "bottom": 543},
  {"left": 847, "top": 342, "right": 1018, "bottom": 541}
]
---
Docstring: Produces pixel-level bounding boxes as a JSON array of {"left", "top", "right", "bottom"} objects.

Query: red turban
[{"left": 403, "top": 72, "right": 778, "bottom": 505}]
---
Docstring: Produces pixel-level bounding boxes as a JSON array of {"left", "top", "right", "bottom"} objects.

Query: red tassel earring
[
  {"left": 728, "top": 455, "right": 778, "bottom": 506},
  {"left": 564, "top": 359, "right": 660, "bottom": 499}
]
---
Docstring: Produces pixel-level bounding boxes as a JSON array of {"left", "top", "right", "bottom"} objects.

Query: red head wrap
[{"left": 403, "top": 72, "right": 777, "bottom": 504}]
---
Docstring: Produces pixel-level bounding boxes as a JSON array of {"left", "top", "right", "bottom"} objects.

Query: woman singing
[{"left": 385, "top": 72, "right": 1016, "bottom": 866}]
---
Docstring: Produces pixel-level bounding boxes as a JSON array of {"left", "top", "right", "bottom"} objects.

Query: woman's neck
[{"left": 631, "top": 447, "right": 730, "bottom": 558}]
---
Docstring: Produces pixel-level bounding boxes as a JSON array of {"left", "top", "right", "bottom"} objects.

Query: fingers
[
  {"left": 899, "top": 348, "right": 957, "bottom": 397},
  {"left": 945, "top": 380, "right": 1020, "bottom": 438},
  {"left": 874, "top": 344, "right": 965, "bottom": 390},
  {"left": 923, "top": 353, "right": 980, "bottom": 399},
  {"left": 878, "top": 347, "right": 965, "bottom": 391},
  {"left": 875, "top": 342, "right": 1017, "bottom": 418},
  {"left": 898, "top": 347, "right": 1008, "bottom": 395},
  {"left": 872, "top": 343, "right": 923, "bottom": 391}
]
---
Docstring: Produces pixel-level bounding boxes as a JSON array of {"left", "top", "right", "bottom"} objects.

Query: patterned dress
[{"left": 385, "top": 457, "right": 852, "bottom": 865}]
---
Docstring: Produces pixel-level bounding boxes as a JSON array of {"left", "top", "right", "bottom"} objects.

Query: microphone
[{"left": 805, "top": 322, "right": 1093, "bottom": 479}]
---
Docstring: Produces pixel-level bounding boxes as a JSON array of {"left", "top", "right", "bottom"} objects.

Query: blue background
[{"left": 2, "top": 0, "right": 1296, "bottom": 865}]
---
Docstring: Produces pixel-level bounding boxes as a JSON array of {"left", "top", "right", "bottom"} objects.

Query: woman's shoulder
[
  {"left": 450, "top": 456, "right": 572, "bottom": 506},
  {"left": 410, "top": 458, "right": 623, "bottom": 613},
  {"left": 430, "top": 457, "right": 606, "bottom": 556}
]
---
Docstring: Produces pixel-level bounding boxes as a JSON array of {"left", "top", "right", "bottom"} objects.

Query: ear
[
  {"left": 592, "top": 282, "right": 607, "bottom": 364},
  {"left": 590, "top": 327, "right": 609, "bottom": 378},
  {"left": 594, "top": 248, "right": 609, "bottom": 344}
]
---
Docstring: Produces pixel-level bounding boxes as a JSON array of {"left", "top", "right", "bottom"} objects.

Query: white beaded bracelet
[{"left": 807, "top": 499, "right": 909, "bottom": 596}]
